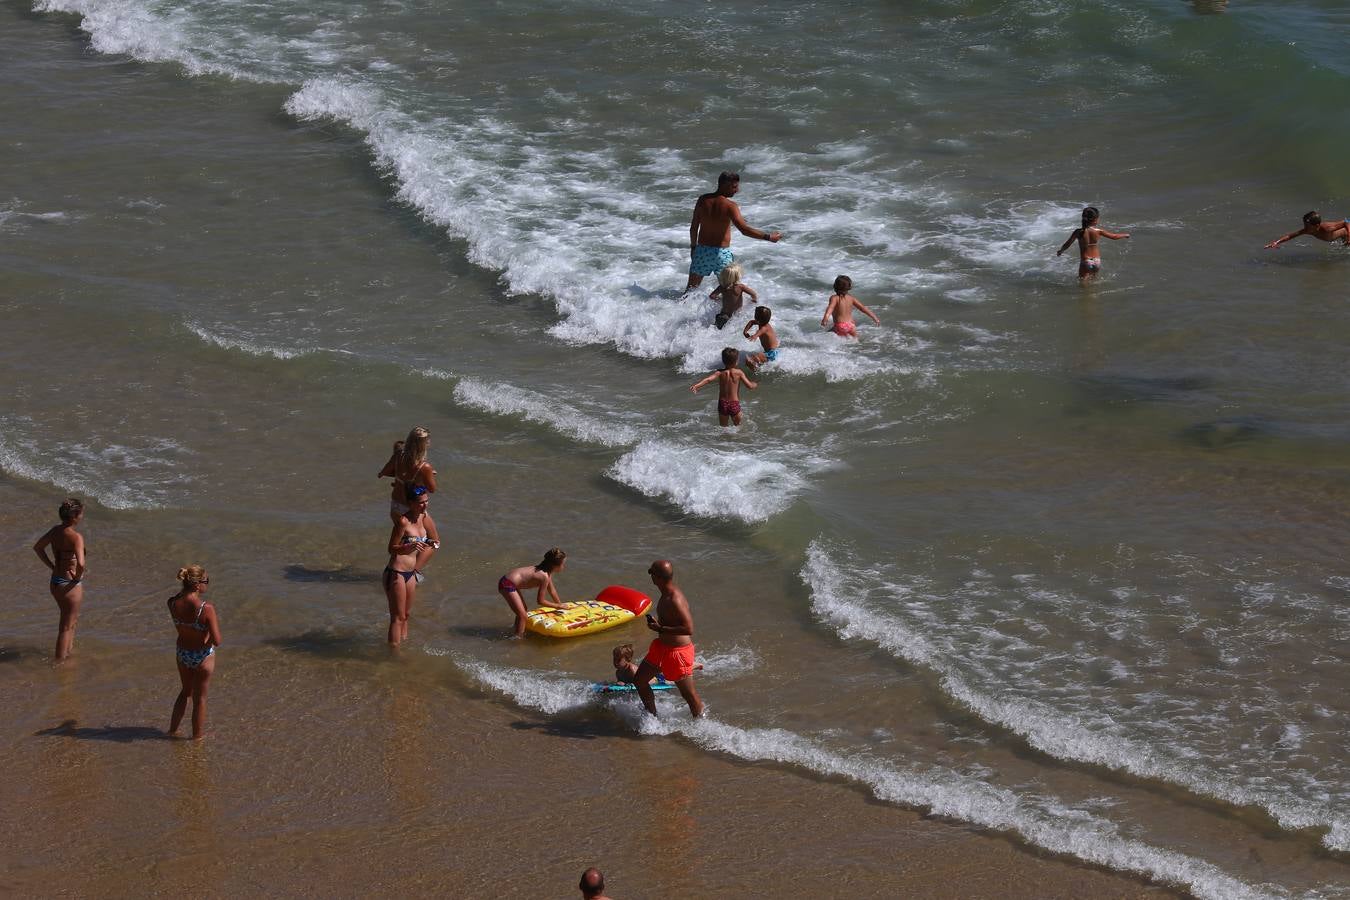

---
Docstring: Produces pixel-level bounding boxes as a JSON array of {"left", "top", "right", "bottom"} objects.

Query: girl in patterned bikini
[
  {"left": 168, "top": 565, "right": 222, "bottom": 740},
  {"left": 33, "top": 497, "right": 87, "bottom": 662}
]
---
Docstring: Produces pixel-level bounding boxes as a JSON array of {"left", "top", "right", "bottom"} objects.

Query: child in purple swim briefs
[{"left": 690, "top": 347, "right": 757, "bottom": 427}]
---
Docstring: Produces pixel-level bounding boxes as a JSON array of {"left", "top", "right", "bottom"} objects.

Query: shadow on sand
[
  {"left": 36, "top": 719, "right": 170, "bottom": 742},
  {"left": 282, "top": 564, "right": 379, "bottom": 585},
  {"left": 262, "top": 629, "right": 387, "bottom": 661}
]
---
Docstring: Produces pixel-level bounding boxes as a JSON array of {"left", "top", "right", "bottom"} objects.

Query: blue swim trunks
[
  {"left": 763, "top": 347, "right": 779, "bottom": 362},
  {"left": 689, "top": 245, "right": 734, "bottom": 277}
]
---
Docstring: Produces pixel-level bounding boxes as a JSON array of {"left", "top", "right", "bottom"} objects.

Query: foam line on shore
[
  {"left": 800, "top": 541, "right": 1349, "bottom": 852},
  {"left": 607, "top": 438, "right": 825, "bottom": 524},
  {"left": 452, "top": 378, "right": 642, "bottom": 448},
  {"left": 447, "top": 652, "right": 1279, "bottom": 900}
]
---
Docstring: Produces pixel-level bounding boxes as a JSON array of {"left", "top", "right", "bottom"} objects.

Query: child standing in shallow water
[
  {"left": 1057, "top": 206, "right": 1130, "bottom": 280},
  {"left": 691, "top": 347, "right": 758, "bottom": 427},
  {"left": 742, "top": 305, "right": 779, "bottom": 371},
  {"left": 821, "top": 275, "right": 879, "bottom": 337},
  {"left": 709, "top": 263, "right": 757, "bottom": 330},
  {"left": 497, "top": 548, "right": 568, "bottom": 638}
]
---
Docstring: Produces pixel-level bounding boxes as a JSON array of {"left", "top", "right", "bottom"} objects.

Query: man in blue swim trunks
[{"left": 684, "top": 171, "right": 782, "bottom": 293}]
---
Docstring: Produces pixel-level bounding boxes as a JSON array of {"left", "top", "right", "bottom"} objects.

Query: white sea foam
[
  {"left": 800, "top": 541, "right": 1350, "bottom": 852},
  {"left": 450, "top": 653, "right": 1276, "bottom": 900},
  {"left": 0, "top": 415, "right": 189, "bottom": 510},
  {"left": 184, "top": 321, "right": 315, "bottom": 360},
  {"left": 452, "top": 378, "right": 642, "bottom": 448},
  {"left": 607, "top": 439, "right": 822, "bottom": 524},
  {"left": 33, "top": 0, "right": 271, "bottom": 81},
  {"left": 282, "top": 78, "right": 977, "bottom": 382}
]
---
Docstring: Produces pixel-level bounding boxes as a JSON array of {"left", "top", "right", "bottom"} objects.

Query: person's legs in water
[{"left": 51, "top": 579, "right": 82, "bottom": 661}]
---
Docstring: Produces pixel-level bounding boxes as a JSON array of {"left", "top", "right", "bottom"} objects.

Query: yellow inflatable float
[{"left": 524, "top": 585, "right": 652, "bottom": 638}]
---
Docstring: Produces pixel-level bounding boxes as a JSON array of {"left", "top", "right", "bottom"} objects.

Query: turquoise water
[{"left": 3, "top": 1, "right": 1348, "bottom": 895}]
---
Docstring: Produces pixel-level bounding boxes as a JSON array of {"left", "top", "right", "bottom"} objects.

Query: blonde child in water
[
  {"left": 821, "top": 275, "right": 879, "bottom": 337},
  {"left": 709, "top": 263, "right": 757, "bottom": 330},
  {"left": 691, "top": 347, "right": 758, "bottom": 427}
]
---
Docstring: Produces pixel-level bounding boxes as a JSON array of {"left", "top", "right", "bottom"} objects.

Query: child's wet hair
[
  {"left": 613, "top": 643, "right": 634, "bottom": 663},
  {"left": 754, "top": 306, "right": 771, "bottom": 324},
  {"left": 721, "top": 347, "right": 740, "bottom": 368},
  {"left": 1082, "top": 206, "right": 1100, "bottom": 225},
  {"left": 537, "top": 547, "right": 566, "bottom": 571},
  {"left": 833, "top": 275, "right": 852, "bottom": 294},
  {"left": 1303, "top": 210, "right": 1321, "bottom": 226},
  {"left": 718, "top": 263, "right": 743, "bottom": 289},
  {"left": 717, "top": 171, "right": 740, "bottom": 188},
  {"left": 58, "top": 498, "right": 83, "bottom": 522}
]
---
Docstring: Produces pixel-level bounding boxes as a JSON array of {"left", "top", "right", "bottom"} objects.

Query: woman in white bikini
[{"left": 378, "top": 425, "right": 438, "bottom": 523}]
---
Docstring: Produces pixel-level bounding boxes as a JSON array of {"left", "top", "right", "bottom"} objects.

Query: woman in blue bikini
[
  {"left": 33, "top": 498, "right": 87, "bottom": 662},
  {"left": 383, "top": 484, "right": 439, "bottom": 646},
  {"left": 168, "top": 565, "right": 221, "bottom": 740}
]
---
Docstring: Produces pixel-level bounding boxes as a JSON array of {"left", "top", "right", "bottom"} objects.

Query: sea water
[{"left": 2, "top": 1, "right": 1348, "bottom": 896}]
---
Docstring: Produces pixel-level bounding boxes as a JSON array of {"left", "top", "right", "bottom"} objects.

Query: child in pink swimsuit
[{"left": 821, "top": 275, "right": 879, "bottom": 337}]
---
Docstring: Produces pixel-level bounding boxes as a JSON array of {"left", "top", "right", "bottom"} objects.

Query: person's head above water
[
  {"left": 754, "top": 305, "right": 772, "bottom": 325},
  {"left": 647, "top": 559, "right": 674, "bottom": 585},
  {"left": 613, "top": 643, "right": 634, "bottom": 666},
  {"left": 721, "top": 347, "right": 740, "bottom": 369},
  {"left": 578, "top": 867, "right": 605, "bottom": 898},
  {"left": 833, "top": 274, "right": 852, "bottom": 294},
  {"left": 1303, "top": 211, "right": 1321, "bottom": 227},
  {"left": 717, "top": 170, "right": 740, "bottom": 195},
  {"left": 718, "top": 263, "right": 743, "bottom": 290},
  {"left": 1082, "top": 206, "right": 1100, "bottom": 226}
]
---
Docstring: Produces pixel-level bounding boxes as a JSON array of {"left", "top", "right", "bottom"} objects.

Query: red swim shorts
[
  {"left": 832, "top": 320, "right": 857, "bottom": 337},
  {"left": 717, "top": 398, "right": 741, "bottom": 418},
  {"left": 644, "top": 639, "right": 697, "bottom": 681}
]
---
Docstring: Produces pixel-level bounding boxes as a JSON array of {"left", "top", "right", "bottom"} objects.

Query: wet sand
[{"left": 0, "top": 481, "right": 1173, "bottom": 898}]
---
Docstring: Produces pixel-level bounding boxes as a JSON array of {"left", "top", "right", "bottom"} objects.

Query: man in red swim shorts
[{"left": 634, "top": 559, "right": 704, "bottom": 718}]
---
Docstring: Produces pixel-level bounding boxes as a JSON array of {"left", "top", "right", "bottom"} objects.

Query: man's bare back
[
  {"left": 684, "top": 172, "right": 782, "bottom": 291},
  {"left": 691, "top": 193, "right": 745, "bottom": 249}
]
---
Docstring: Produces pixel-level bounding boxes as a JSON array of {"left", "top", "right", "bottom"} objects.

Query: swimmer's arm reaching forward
[
  {"left": 690, "top": 371, "right": 720, "bottom": 393},
  {"left": 853, "top": 297, "right": 881, "bottom": 325},
  {"left": 742, "top": 320, "right": 760, "bottom": 340},
  {"left": 1056, "top": 228, "right": 1083, "bottom": 257},
  {"left": 1096, "top": 227, "right": 1130, "bottom": 241},
  {"left": 1265, "top": 226, "right": 1312, "bottom": 249}
]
